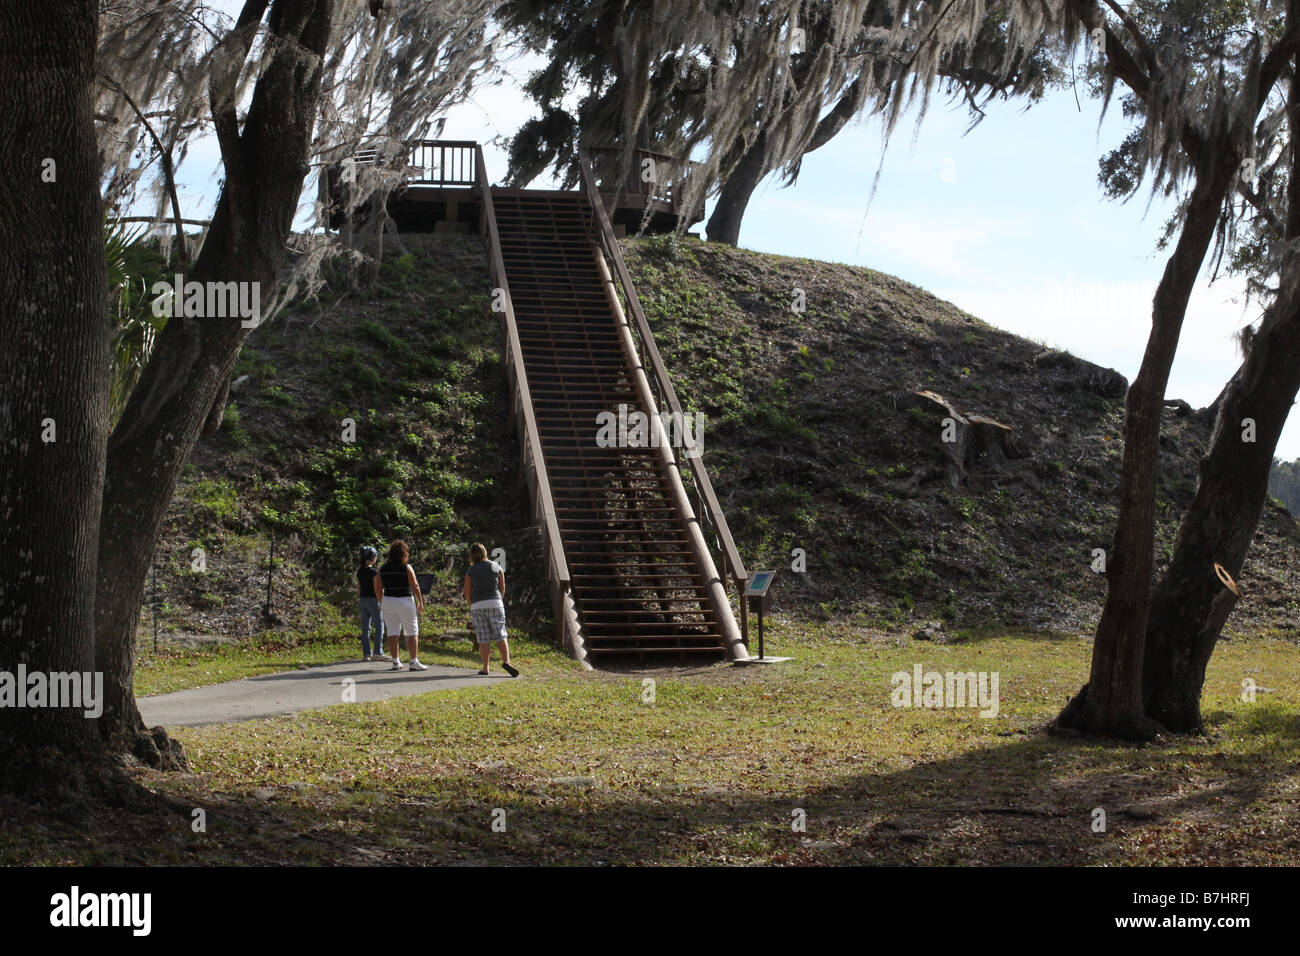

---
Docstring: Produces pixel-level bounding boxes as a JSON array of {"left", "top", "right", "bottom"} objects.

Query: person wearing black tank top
[
  {"left": 356, "top": 546, "right": 387, "bottom": 661},
  {"left": 375, "top": 540, "right": 428, "bottom": 671}
]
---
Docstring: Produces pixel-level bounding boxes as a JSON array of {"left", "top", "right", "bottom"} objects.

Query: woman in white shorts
[
  {"left": 464, "top": 542, "right": 518, "bottom": 677},
  {"left": 376, "top": 539, "right": 427, "bottom": 671}
]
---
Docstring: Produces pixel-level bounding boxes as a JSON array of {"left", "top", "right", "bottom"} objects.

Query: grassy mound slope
[{"left": 142, "top": 233, "right": 1300, "bottom": 655}]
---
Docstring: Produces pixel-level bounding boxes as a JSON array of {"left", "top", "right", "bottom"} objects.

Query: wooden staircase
[{"left": 474, "top": 147, "right": 749, "bottom": 665}]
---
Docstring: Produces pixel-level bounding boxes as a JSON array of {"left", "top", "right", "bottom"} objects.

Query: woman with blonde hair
[
  {"left": 464, "top": 542, "right": 517, "bottom": 677},
  {"left": 375, "top": 539, "right": 427, "bottom": 671}
]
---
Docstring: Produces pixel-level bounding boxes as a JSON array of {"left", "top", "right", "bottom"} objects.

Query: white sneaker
[
  {"left": 391, "top": 660, "right": 405, "bottom": 670},
  {"left": 408, "top": 660, "right": 428, "bottom": 671},
  {"left": 372, "top": 653, "right": 390, "bottom": 662}
]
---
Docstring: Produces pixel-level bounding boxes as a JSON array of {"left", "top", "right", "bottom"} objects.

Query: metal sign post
[{"left": 735, "top": 571, "right": 792, "bottom": 665}]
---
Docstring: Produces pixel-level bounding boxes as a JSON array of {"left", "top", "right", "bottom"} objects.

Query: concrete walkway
[{"left": 138, "top": 659, "right": 507, "bottom": 728}]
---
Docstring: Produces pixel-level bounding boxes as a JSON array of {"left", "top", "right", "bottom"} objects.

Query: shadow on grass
[
  {"left": 13, "top": 699, "right": 1293, "bottom": 866},
  {"left": 1206, "top": 703, "right": 1300, "bottom": 741},
  {"left": 949, "top": 626, "right": 1092, "bottom": 646}
]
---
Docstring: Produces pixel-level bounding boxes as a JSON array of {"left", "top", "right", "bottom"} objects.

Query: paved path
[{"left": 138, "top": 660, "right": 507, "bottom": 728}]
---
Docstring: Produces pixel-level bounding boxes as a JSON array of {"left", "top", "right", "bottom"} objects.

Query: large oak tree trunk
[
  {"left": 91, "top": 208, "right": 256, "bottom": 767},
  {"left": 1055, "top": 151, "right": 1237, "bottom": 740},
  {"left": 92, "top": 0, "right": 334, "bottom": 763},
  {"left": 706, "top": 129, "right": 768, "bottom": 246},
  {"left": 1141, "top": 292, "right": 1300, "bottom": 731},
  {"left": 1142, "top": 53, "right": 1300, "bottom": 730},
  {"left": 0, "top": 0, "right": 118, "bottom": 797},
  {"left": 705, "top": 80, "right": 862, "bottom": 247}
]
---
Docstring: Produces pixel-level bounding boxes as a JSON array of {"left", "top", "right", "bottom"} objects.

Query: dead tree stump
[{"left": 898, "top": 389, "right": 1026, "bottom": 487}]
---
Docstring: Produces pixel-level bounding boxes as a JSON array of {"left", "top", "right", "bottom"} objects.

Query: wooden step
[{"left": 488, "top": 187, "right": 727, "bottom": 661}]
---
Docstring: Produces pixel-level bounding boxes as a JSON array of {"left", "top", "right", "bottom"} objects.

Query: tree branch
[
  {"left": 99, "top": 75, "right": 188, "bottom": 266},
  {"left": 1258, "top": 25, "right": 1300, "bottom": 115},
  {"left": 1101, "top": 0, "right": 1161, "bottom": 79},
  {"left": 209, "top": 0, "right": 271, "bottom": 218},
  {"left": 1092, "top": 13, "right": 1209, "bottom": 162},
  {"left": 1237, "top": 180, "right": 1286, "bottom": 237},
  {"left": 805, "top": 77, "right": 863, "bottom": 153}
]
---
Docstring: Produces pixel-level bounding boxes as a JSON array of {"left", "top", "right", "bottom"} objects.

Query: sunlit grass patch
[{"left": 6, "top": 618, "right": 1296, "bottom": 866}]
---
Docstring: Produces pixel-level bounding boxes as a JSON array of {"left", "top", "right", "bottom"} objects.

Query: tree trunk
[
  {"left": 706, "top": 79, "right": 861, "bottom": 246},
  {"left": 1055, "top": 150, "right": 1238, "bottom": 740},
  {"left": 92, "top": 0, "right": 335, "bottom": 763},
  {"left": 1141, "top": 296, "right": 1300, "bottom": 730},
  {"left": 1142, "top": 45, "right": 1300, "bottom": 729},
  {"left": 0, "top": 0, "right": 120, "bottom": 799},
  {"left": 706, "top": 129, "right": 769, "bottom": 246},
  {"left": 92, "top": 219, "right": 255, "bottom": 767}
]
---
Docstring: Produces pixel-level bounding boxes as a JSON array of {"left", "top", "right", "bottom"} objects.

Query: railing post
[{"left": 740, "top": 580, "right": 748, "bottom": 648}]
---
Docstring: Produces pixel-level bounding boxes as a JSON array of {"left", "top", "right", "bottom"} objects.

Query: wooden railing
[
  {"left": 472, "top": 145, "right": 579, "bottom": 657},
  {"left": 409, "top": 140, "right": 478, "bottom": 186},
  {"left": 585, "top": 146, "right": 700, "bottom": 219},
  {"left": 343, "top": 139, "right": 479, "bottom": 187},
  {"left": 578, "top": 150, "right": 749, "bottom": 629}
]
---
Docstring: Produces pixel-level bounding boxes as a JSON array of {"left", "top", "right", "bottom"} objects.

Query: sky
[{"left": 165, "top": 33, "right": 1300, "bottom": 462}]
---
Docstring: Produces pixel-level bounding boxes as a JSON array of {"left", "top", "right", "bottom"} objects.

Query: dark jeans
[{"left": 359, "top": 597, "right": 385, "bottom": 656}]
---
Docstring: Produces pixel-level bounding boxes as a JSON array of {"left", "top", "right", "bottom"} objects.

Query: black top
[
  {"left": 379, "top": 560, "right": 412, "bottom": 597},
  {"left": 357, "top": 565, "right": 379, "bottom": 598}
]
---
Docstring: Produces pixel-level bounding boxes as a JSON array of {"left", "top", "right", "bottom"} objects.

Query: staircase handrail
[
  {"left": 577, "top": 150, "right": 747, "bottom": 590},
  {"left": 475, "top": 145, "right": 571, "bottom": 588}
]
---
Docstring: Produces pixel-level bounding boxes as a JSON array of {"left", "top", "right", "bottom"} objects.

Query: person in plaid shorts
[{"left": 464, "top": 542, "right": 518, "bottom": 677}]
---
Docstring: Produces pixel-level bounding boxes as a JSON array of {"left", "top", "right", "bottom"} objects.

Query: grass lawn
[{"left": 6, "top": 612, "right": 1299, "bottom": 865}]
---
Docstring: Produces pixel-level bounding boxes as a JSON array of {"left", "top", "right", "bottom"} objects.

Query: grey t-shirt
[{"left": 467, "top": 560, "right": 502, "bottom": 605}]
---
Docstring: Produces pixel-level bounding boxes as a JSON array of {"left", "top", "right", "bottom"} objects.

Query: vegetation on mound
[
  {"left": 623, "top": 234, "right": 1300, "bottom": 637},
  {"left": 143, "top": 236, "right": 546, "bottom": 656},
  {"left": 142, "top": 232, "right": 1300, "bottom": 658}
]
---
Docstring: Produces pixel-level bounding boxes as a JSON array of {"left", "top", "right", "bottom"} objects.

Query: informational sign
[{"left": 735, "top": 570, "right": 790, "bottom": 665}]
